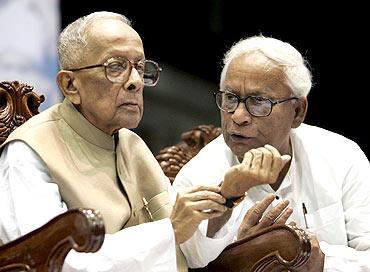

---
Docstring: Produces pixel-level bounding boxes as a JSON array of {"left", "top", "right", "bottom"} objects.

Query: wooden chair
[
  {"left": 0, "top": 81, "right": 45, "bottom": 145},
  {"left": 156, "top": 125, "right": 311, "bottom": 272},
  {"left": 0, "top": 209, "right": 105, "bottom": 272},
  {"left": 0, "top": 81, "right": 105, "bottom": 271}
]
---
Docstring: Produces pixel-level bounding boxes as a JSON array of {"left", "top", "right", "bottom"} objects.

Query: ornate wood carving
[
  {"left": 192, "top": 224, "right": 311, "bottom": 272},
  {"left": 156, "top": 124, "right": 221, "bottom": 183},
  {"left": 0, "top": 209, "right": 105, "bottom": 272},
  {"left": 0, "top": 81, "right": 44, "bottom": 145}
]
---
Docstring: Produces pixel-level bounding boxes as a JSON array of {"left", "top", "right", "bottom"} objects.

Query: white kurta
[
  {"left": 173, "top": 123, "right": 370, "bottom": 271},
  {"left": 0, "top": 141, "right": 235, "bottom": 271}
]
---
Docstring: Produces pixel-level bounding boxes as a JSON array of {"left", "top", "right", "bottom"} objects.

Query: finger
[
  {"left": 196, "top": 210, "right": 225, "bottom": 221},
  {"left": 184, "top": 185, "right": 222, "bottom": 194},
  {"left": 264, "top": 144, "right": 291, "bottom": 179},
  {"left": 258, "top": 147, "right": 273, "bottom": 172},
  {"left": 254, "top": 147, "right": 273, "bottom": 182},
  {"left": 281, "top": 154, "right": 291, "bottom": 165},
  {"left": 249, "top": 149, "right": 263, "bottom": 170},
  {"left": 266, "top": 146, "right": 291, "bottom": 168},
  {"left": 241, "top": 151, "right": 253, "bottom": 169},
  {"left": 188, "top": 200, "right": 228, "bottom": 213},
  {"left": 241, "top": 194, "right": 276, "bottom": 227},
  {"left": 258, "top": 199, "right": 290, "bottom": 228},
  {"left": 184, "top": 190, "right": 226, "bottom": 204},
  {"left": 274, "top": 207, "right": 293, "bottom": 224},
  {"left": 264, "top": 144, "right": 281, "bottom": 157}
]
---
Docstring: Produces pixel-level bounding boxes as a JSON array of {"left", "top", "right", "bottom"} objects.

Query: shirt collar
[{"left": 59, "top": 99, "right": 115, "bottom": 150}]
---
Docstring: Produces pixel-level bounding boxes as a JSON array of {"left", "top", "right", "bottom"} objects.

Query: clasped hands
[
  {"left": 170, "top": 144, "right": 290, "bottom": 244},
  {"left": 170, "top": 144, "right": 324, "bottom": 271}
]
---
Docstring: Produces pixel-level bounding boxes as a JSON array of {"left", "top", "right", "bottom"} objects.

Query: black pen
[{"left": 302, "top": 203, "right": 308, "bottom": 228}]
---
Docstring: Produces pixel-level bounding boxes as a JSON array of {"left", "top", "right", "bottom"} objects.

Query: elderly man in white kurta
[{"left": 173, "top": 36, "right": 370, "bottom": 271}]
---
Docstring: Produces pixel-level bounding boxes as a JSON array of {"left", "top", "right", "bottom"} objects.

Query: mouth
[
  {"left": 229, "top": 133, "right": 253, "bottom": 143},
  {"left": 120, "top": 102, "right": 140, "bottom": 111}
]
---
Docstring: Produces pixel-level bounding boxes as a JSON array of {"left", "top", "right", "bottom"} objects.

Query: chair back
[{"left": 0, "top": 81, "right": 44, "bottom": 145}]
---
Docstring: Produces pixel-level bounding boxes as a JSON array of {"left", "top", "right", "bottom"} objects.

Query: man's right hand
[
  {"left": 170, "top": 185, "right": 227, "bottom": 245},
  {"left": 221, "top": 145, "right": 291, "bottom": 199}
]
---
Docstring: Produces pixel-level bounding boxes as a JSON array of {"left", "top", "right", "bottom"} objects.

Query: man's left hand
[{"left": 237, "top": 193, "right": 293, "bottom": 239}]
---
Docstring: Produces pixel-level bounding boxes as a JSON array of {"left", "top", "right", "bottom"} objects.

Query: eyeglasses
[
  {"left": 214, "top": 91, "right": 298, "bottom": 117},
  {"left": 67, "top": 57, "right": 162, "bottom": 87}
]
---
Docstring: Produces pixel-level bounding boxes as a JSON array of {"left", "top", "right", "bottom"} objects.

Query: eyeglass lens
[
  {"left": 216, "top": 92, "right": 272, "bottom": 116},
  {"left": 105, "top": 58, "right": 160, "bottom": 86}
]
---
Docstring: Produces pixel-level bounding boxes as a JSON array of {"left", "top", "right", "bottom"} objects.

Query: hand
[
  {"left": 237, "top": 194, "right": 293, "bottom": 239},
  {"left": 221, "top": 145, "right": 291, "bottom": 198},
  {"left": 295, "top": 232, "right": 325, "bottom": 272},
  {"left": 170, "top": 185, "right": 227, "bottom": 244}
]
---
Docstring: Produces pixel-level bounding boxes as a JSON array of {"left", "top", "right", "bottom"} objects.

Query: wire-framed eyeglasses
[
  {"left": 214, "top": 91, "right": 298, "bottom": 117},
  {"left": 67, "top": 57, "right": 162, "bottom": 87}
]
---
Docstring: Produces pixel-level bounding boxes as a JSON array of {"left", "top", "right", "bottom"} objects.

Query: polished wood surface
[
  {"left": 0, "top": 209, "right": 105, "bottom": 272},
  {"left": 156, "top": 125, "right": 311, "bottom": 272},
  {"left": 0, "top": 81, "right": 44, "bottom": 145},
  {"left": 192, "top": 224, "right": 311, "bottom": 272}
]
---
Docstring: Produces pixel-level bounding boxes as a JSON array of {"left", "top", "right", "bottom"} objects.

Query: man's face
[
  {"left": 73, "top": 19, "right": 145, "bottom": 135},
  {"left": 221, "top": 52, "right": 299, "bottom": 159}
]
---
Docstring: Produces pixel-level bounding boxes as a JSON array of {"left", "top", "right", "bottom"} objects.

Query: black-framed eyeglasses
[
  {"left": 213, "top": 91, "right": 298, "bottom": 117},
  {"left": 67, "top": 57, "right": 162, "bottom": 87}
]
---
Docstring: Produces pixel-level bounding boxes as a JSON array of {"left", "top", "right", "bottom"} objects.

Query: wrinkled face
[
  {"left": 221, "top": 52, "right": 300, "bottom": 159},
  {"left": 73, "top": 19, "right": 145, "bottom": 135}
]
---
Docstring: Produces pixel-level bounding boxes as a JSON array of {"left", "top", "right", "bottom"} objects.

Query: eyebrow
[{"left": 224, "top": 88, "right": 270, "bottom": 97}]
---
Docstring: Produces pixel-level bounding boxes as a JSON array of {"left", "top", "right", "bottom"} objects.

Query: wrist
[{"left": 224, "top": 194, "right": 246, "bottom": 209}]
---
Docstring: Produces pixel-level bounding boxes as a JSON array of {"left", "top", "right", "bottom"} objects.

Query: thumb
[{"left": 281, "top": 154, "right": 291, "bottom": 166}]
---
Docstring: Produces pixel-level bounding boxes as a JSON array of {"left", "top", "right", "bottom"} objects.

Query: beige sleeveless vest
[{"left": 1, "top": 99, "right": 187, "bottom": 271}]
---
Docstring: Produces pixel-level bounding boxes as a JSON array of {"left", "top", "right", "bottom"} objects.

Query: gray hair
[
  {"left": 58, "top": 11, "right": 131, "bottom": 69},
  {"left": 220, "top": 35, "right": 312, "bottom": 97}
]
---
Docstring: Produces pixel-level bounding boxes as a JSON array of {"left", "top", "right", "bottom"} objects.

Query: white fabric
[
  {"left": 0, "top": 140, "right": 234, "bottom": 270},
  {"left": 173, "top": 123, "right": 370, "bottom": 271}
]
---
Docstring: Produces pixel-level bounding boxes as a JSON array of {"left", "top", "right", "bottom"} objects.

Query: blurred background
[{"left": 1, "top": 0, "right": 368, "bottom": 157}]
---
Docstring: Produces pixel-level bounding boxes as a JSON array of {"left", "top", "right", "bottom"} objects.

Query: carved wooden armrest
[
  {"left": 192, "top": 224, "right": 311, "bottom": 272},
  {"left": 0, "top": 208, "right": 105, "bottom": 272}
]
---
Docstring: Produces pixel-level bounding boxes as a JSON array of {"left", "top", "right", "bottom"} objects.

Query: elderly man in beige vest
[{"left": 0, "top": 11, "right": 234, "bottom": 271}]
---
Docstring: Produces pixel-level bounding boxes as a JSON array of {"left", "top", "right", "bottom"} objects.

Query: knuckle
[
  {"left": 265, "top": 213, "right": 275, "bottom": 221},
  {"left": 253, "top": 207, "right": 263, "bottom": 215}
]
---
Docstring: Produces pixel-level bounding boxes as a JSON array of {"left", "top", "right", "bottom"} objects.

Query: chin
[{"left": 123, "top": 119, "right": 141, "bottom": 130}]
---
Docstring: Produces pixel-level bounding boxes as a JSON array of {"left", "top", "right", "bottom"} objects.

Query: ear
[
  {"left": 56, "top": 70, "right": 81, "bottom": 105},
  {"left": 291, "top": 97, "right": 308, "bottom": 128}
]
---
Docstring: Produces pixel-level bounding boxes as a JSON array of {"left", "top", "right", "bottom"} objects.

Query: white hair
[
  {"left": 58, "top": 11, "right": 131, "bottom": 69},
  {"left": 220, "top": 35, "right": 312, "bottom": 97}
]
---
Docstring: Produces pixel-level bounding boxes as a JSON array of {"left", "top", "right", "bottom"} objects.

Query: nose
[
  {"left": 124, "top": 67, "right": 144, "bottom": 92},
  {"left": 231, "top": 102, "right": 252, "bottom": 125}
]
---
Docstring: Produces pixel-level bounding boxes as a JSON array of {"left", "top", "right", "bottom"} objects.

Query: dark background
[{"left": 60, "top": 1, "right": 369, "bottom": 158}]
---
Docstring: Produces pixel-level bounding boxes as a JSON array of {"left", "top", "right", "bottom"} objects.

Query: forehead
[
  {"left": 225, "top": 52, "right": 289, "bottom": 95},
  {"left": 85, "top": 19, "right": 144, "bottom": 62}
]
